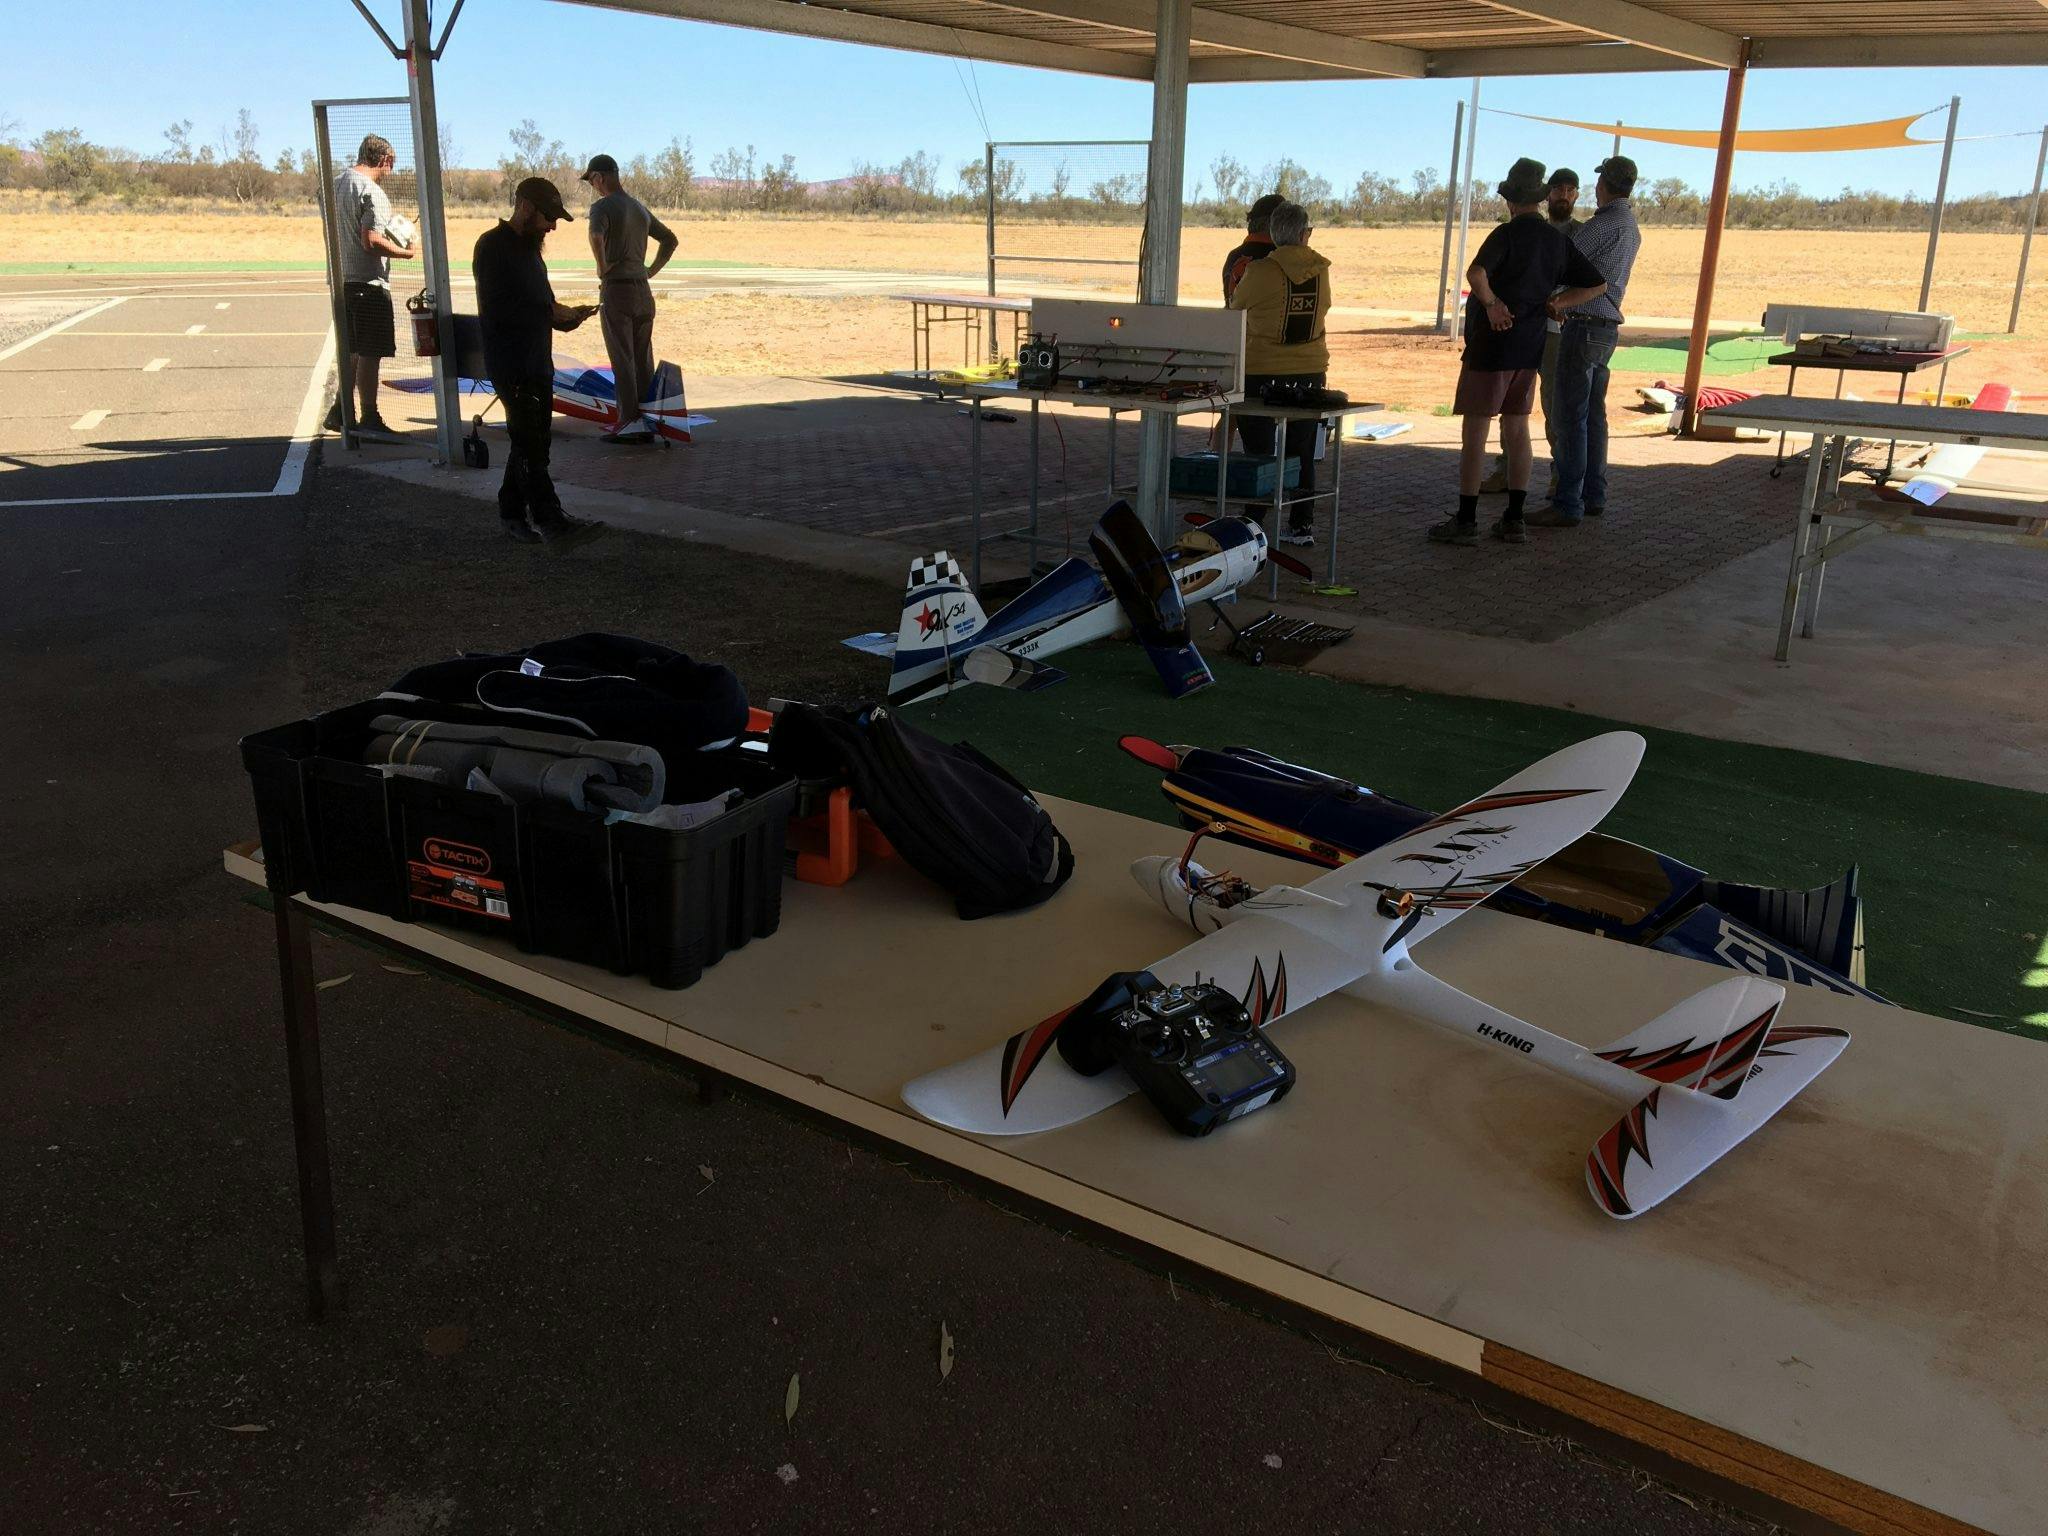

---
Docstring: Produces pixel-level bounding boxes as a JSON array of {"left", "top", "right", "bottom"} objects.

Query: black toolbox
[{"left": 241, "top": 699, "right": 795, "bottom": 989}]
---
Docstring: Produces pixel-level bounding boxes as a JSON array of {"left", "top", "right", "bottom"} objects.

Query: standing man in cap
[
  {"left": 1430, "top": 158, "right": 1604, "bottom": 547},
  {"left": 1531, "top": 154, "right": 1643, "bottom": 528},
  {"left": 581, "top": 153, "right": 680, "bottom": 444},
  {"left": 473, "top": 177, "right": 605, "bottom": 547}
]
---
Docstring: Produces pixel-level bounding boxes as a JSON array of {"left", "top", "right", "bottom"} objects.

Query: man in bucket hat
[{"left": 1429, "top": 157, "right": 1605, "bottom": 547}]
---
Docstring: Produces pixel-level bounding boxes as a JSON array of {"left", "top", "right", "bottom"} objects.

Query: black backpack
[{"left": 771, "top": 702, "right": 1074, "bottom": 920}]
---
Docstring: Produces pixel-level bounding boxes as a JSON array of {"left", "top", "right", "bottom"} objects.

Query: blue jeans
[{"left": 1551, "top": 319, "right": 1617, "bottom": 519}]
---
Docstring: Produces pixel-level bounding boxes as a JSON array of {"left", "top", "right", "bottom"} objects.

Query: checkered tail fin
[{"left": 892, "top": 551, "right": 988, "bottom": 672}]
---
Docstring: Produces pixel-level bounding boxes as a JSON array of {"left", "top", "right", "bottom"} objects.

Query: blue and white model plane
[{"left": 844, "top": 503, "right": 1307, "bottom": 704}]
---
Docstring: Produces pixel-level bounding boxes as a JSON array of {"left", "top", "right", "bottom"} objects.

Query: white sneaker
[{"left": 1278, "top": 528, "right": 1316, "bottom": 547}]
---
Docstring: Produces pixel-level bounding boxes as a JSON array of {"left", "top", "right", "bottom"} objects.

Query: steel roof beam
[
  {"left": 1467, "top": 1, "right": 1740, "bottom": 67},
  {"left": 976, "top": 0, "right": 1425, "bottom": 78}
]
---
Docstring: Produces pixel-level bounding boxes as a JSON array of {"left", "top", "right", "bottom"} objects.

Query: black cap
[
  {"left": 515, "top": 176, "right": 573, "bottom": 221},
  {"left": 1596, "top": 155, "right": 1639, "bottom": 194},
  {"left": 1547, "top": 167, "right": 1579, "bottom": 189},
  {"left": 1497, "top": 157, "right": 1547, "bottom": 204},
  {"left": 1246, "top": 192, "right": 1288, "bottom": 232},
  {"left": 579, "top": 154, "right": 618, "bottom": 183}
]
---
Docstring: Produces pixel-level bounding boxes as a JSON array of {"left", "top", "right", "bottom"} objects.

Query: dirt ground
[{"left": 10, "top": 203, "right": 2047, "bottom": 405}]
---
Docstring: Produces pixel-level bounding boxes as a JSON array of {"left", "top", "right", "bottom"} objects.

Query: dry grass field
[{"left": 8, "top": 202, "right": 2046, "bottom": 405}]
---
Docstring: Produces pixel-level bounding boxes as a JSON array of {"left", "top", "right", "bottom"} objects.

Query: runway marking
[
  {"left": 70, "top": 409, "right": 108, "bottom": 431},
  {"left": 0, "top": 294, "right": 129, "bottom": 363},
  {"left": 215, "top": 302, "right": 231, "bottom": 310},
  {"left": 142, "top": 357, "right": 169, "bottom": 372},
  {"left": 186, "top": 324, "right": 206, "bottom": 335},
  {"left": 273, "top": 325, "right": 335, "bottom": 497},
  {"left": 49, "top": 331, "right": 332, "bottom": 338}
]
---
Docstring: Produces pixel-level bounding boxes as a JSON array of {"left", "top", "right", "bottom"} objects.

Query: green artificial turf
[
  {"left": 1609, "top": 331, "right": 1783, "bottom": 377},
  {"left": 915, "top": 648, "right": 2048, "bottom": 1037}
]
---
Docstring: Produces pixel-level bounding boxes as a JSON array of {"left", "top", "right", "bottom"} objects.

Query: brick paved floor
[{"left": 541, "top": 381, "right": 1801, "bottom": 645}]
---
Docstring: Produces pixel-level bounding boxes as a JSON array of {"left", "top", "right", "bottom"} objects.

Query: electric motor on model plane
[
  {"left": 903, "top": 733, "right": 1852, "bottom": 1219},
  {"left": 1119, "top": 736, "right": 1882, "bottom": 1003},
  {"left": 843, "top": 502, "right": 1340, "bottom": 703}
]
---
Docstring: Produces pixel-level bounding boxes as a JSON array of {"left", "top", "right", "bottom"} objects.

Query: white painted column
[
  {"left": 1135, "top": 0, "right": 1193, "bottom": 547},
  {"left": 404, "top": 0, "right": 462, "bottom": 465}
]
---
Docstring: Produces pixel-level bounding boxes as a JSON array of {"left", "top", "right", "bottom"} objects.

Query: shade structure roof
[{"left": 562, "top": 1, "right": 2048, "bottom": 79}]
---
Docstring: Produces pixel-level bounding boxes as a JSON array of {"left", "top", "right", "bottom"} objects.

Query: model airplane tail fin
[
  {"left": 1698, "top": 865, "right": 1867, "bottom": 986},
  {"left": 1586, "top": 978, "right": 1848, "bottom": 1219},
  {"left": 889, "top": 551, "right": 987, "bottom": 691}
]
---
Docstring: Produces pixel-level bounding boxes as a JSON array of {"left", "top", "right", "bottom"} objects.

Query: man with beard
[{"left": 474, "top": 177, "right": 606, "bottom": 548}]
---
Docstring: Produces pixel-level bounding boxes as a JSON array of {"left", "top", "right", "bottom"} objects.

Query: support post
[
  {"left": 311, "top": 107, "right": 354, "bottom": 445},
  {"left": 1680, "top": 38, "right": 1751, "bottom": 438},
  {"left": 272, "top": 897, "right": 342, "bottom": 1320},
  {"left": 1450, "top": 78, "right": 1481, "bottom": 335},
  {"left": 403, "top": 0, "right": 460, "bottom": 465},
  {"left": 2009, "top": 124, "right": 2046, "bottom": 334},
  {"left": 1918, "top": 96, "right": 1960, "bottom": 314},
  {"left": 1135, "top": 0, "right": 1193, "bottom": 547},
  {"left": 1434, "top": 101, "right": 1464, "bottom": 333},
  {"left": 985, "top": 142, "right": 998, "bottom": 298},
  {"left": 1613, "top": 121, "right": 1622, "bottom": 158}
]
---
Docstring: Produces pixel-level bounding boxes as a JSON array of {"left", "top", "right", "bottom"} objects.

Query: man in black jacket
[
  {"left": 1221, "top": 192, "right": 1288, "bottom": 303},
  {"left": 474, "top": 177, "right": 606, "bottom": 548}
]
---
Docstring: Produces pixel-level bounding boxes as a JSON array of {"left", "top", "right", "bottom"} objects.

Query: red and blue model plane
[{"left": 1118, "top": 735, "right": 1883, "bottom": 1003}]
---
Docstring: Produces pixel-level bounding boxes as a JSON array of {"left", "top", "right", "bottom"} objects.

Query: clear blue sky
[{"left": 11, "top": 0, "right": 2048, "bottom": 198}]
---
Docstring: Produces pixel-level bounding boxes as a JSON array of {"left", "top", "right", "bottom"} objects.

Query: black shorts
[{"left": 342, "top": 282, "right": 396, "bottom": 359}]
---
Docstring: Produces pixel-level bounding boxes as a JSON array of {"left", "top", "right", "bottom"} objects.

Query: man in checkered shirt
[{"left": 1530, "top": 155, "right": 1643, "bottom": 528}]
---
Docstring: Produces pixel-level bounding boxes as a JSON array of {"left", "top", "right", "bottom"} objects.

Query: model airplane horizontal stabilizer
[
  {"left": 388, "top": 356, "right": 701, "bottom": 442},
  {"left": 962, "top": 646, "right": 1067, "bottom": 692}
]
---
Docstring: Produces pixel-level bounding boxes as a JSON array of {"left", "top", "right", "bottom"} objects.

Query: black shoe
[
  {"left": 1426, "top": 517, "right": 1479, "bottom": 546},
  {"left": 1524, "top": 505, "right": 1582, "bottom": 528},
  {"left": 501, "top": 517, "right": 542, "bottom": 545},
  {"left": 536, "top": 515, "right": 608, "bottom": 551},
  {"left": 356, "top": 412, "right": 397, "bottom": 437},
  {"left": 1491, "top": 517, "right": 1527, "bottom": 545},
  {"left": 323, "top": 402, "right": 343, "bottom": 432},
  {"left": 1585, "top": 504, "right": 1606, "bottom": 517}
]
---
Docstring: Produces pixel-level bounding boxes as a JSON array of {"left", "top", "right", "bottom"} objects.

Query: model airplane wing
[
  {"left": 899, "top": 902, "right": 1373, "bottom": 1136},
  {"left": 905, "top": 733, "right": 1646, "bottom": 1137}
]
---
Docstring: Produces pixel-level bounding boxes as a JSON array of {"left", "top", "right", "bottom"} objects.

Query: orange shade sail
[{"left": 1492, "top": 109, "right": 1939, "bottom": 153}]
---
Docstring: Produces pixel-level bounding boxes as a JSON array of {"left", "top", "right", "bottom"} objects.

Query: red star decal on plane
[{"left": 916, "top": 603, "right": 943, "bottom": 638}]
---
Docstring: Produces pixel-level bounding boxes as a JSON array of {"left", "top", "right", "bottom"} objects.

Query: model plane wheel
[{"left": 1248, "top": 648, "right": 1265, "bottom": 666}]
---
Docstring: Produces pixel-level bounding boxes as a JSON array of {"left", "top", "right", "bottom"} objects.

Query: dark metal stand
[{"left": 272, "top": 896, "right": 342, "bottom": 1320}]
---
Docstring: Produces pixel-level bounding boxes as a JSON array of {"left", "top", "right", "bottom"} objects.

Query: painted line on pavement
[
  {"left": 272, "top": 325, "right": 336, "bottom": 497},
  {"left": 70, "top": 409, "right": 109, "bottom": 431},
  {"left": 0, "top": 295, "right": 129, "bottom": 363},
  {"left": 142, "top": 357, "right": 169, "bottom": 372},
  {"left": 186, "top": 324, "right": 206, "bottom": 335},
  {"left": 215, "top": 301, "right": 231, "bottom": 310}
]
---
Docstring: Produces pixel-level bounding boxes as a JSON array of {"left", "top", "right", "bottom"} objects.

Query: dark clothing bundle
[
  {"left": 385, "top": 633, "right": 751, "bottom": 774},
  {"left": 1463, "top": 213, "right": 1603, "bottom": 372},
  {"left": 473, "top": 220, "right": 559, "bottom": 387}
]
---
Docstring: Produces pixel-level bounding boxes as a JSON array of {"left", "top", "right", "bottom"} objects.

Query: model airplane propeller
[{"left": 901, "top": 732, "right": 1850, "bottom": 1219}]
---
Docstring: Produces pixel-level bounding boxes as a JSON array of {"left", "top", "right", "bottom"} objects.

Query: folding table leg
[
  {"left": 1802, "top": 436, "right": 1846, "bottom": 639},
  {"left": 971, "top": 398, "right": 984, "bottom": 590},
  {"left": 1776, "top": 429, "right": 1831, "bottom": 661},
  {"left": 273, "top": 897, "right": 342, "bottom": 1320}
]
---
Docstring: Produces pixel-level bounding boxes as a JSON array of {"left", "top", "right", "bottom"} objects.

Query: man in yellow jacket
[{"left": 1227, "top": 201, "right": 1332, "bottom": 546}]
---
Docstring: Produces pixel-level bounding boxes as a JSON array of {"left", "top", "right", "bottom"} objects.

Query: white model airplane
[
  {"left": 1879, "top": 382, "right": 2026, "bottom": 505},
  {"left": 844, "top": 503, "right": 1322, "bottom": 704},
  {"left": 902, "top": 733, "right": 1850, "bottom": 1219}
]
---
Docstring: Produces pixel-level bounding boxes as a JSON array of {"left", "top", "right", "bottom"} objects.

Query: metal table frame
[
  {"left": 1765, "top": 346, "right": 1968, "bottom": 481},
  {"left": 895, "top": 292, "right": 1032, "bottom": 375},
  {"left": 1702, "top": 394, "right": 2048, "bottom": 661},
  {"left": 1185, "top": 400, "right": 1383, "bottom": 590},
  {"left": 962, "top": 382, "right": 1238, "bottom": 589}
]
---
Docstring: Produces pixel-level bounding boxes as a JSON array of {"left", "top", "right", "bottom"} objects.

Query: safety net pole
[
  {"left": 1918, "top": 97, "right": 1960, "bottom": 313},
  {"left": 1680, "top": 38, "right": 1751, "bottom": 438},
  {"left": 1435, "top": 101, "right": 1464, "bottom": 332},
  {"left": 2012, "top": 125, "right": 2048, "bottom": 334}
]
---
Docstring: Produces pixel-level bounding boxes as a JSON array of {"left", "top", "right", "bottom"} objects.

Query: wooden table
[
  {"left": 1706, "top": 393, "right": 2048, "bottom": 659},
  {"left": 1765, "top": 344, "right": 1969, "bottom": 479},
  {"left": 230, "top": 793, "right": 2048, "bottom": 1536}
]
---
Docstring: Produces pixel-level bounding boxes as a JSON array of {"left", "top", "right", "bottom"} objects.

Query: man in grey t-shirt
[
  {"left": 327, "top": 134, "right": 415, "bottom": 434},
  {"left": 580, "top": 154, "right": 678, "bottom": 443}
]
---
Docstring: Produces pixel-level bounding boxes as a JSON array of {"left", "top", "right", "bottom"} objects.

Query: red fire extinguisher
[{"left": 407, "top": 289, "right": 440, "bottom": 357}]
